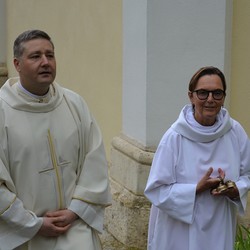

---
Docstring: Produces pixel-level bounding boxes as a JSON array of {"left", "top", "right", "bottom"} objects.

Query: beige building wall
[
  {"left": 6, "top": 0, "right": 122, "bottom": 160},
  {"left": 231, "top": 0, "right": 250, "bottom": 135}
]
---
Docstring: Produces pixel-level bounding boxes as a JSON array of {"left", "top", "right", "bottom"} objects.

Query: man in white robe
[{"left": 0, "top": 30, "right": 111, "bottom": 250}]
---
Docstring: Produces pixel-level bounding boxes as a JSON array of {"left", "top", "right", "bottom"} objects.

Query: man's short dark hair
[{"left": 13, "top": 29, "right": 54, "bottom": 58}]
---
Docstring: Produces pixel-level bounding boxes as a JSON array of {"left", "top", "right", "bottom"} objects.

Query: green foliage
[{"left": 235, "top": 225, "right": 250, "bottom": 250}]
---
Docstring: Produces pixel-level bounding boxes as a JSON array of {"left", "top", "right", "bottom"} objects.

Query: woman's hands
[
  {"left": 196, "top": 167, "right": 239, "bottom": 200},
  {"left": 38, "top": 209, "right": 79, "bottom": 237},
  {"left": 196, "top": 167, "right": 223, "bottom": 194}
]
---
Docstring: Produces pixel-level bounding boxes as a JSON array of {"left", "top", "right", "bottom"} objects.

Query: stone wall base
[
  {"left": 103, "top": 135, "right": 153, "bottom": 249},
  {"left": 103, "top": 179, "right": 151, "bottom": 249}
]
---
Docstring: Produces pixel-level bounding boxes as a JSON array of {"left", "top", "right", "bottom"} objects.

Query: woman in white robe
[{"left": 144, "top": 66, "right": 250, "bottom": 250}]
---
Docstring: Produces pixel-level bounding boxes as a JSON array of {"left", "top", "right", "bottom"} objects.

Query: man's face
[{"left": 14, "top": 38, "right": 56, "bottom": 95}]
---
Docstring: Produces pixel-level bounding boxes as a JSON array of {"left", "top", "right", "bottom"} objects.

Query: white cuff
[
  {"left": 0, "top": 197, "right": 43, "bottom": 249},
  {"left": 68, "top": 199, "right": 104, "bottom": 233}
]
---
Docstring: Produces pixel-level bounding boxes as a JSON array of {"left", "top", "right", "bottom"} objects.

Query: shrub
[{"left": 235, "top": 225, "right": 250, "bottom": 250}]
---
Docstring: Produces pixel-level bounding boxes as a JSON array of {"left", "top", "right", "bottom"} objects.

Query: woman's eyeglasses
[{"left": 192, "top": 89, "right": 225, "bottom": 100}]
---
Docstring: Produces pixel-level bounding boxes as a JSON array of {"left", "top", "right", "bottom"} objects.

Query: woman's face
[{"left": 188, "top": 74, "right": 225, "bottom": 126}]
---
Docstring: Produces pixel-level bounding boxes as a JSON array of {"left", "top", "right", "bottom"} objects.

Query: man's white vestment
[{"left": 0, "top": 78, "right": 111, "bottom": 250}]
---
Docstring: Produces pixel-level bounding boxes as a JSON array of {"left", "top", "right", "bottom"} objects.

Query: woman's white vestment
[
  {"left": 144, "top": 104, "right": 250, "bottom": 250},
  {"left": 0, "top": 78, "right": 111, "bottom": 250}
]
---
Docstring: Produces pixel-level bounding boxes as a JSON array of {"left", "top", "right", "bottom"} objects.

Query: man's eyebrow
[{"left": 29, "top": 50, "right": 54, "bottom": 55}]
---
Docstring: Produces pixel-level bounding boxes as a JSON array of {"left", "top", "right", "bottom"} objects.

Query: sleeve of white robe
[
  {"left": 0, "top": 168, "right": 42, "bottom": 249},
  {"left": 0, "top": 114, "right": 43, "bottom": 249},
  {"left": 72, "top": 111, "right": 111, "bottom": 205},
  {"left": 0, "top": 196, "right": 43, "bottom": 249},
  {"left": 0, "top": 108, "right": 40, "bottom": 248},
  {"left": 144, "top": 134, "right": 197, "bottom": 224},
  {"left": 64, "top": 91, "right": 111, "bottom": 231},
  {"left": 230, "top": 123, "right": 250, "bottom": 215},
  {"left": 69, "top": 199, "right": 104, "bottom": 233}
]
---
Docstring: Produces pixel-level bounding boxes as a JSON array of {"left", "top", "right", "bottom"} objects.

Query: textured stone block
[
  {"left": 110, "top": 136, "right": 153, "bottom": 195},
  {"left": 105, "top": 135, "right": 153, "bottom": 249},
  {"left": 105, "top": 179, "right": 151, "bottom": 249}
]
